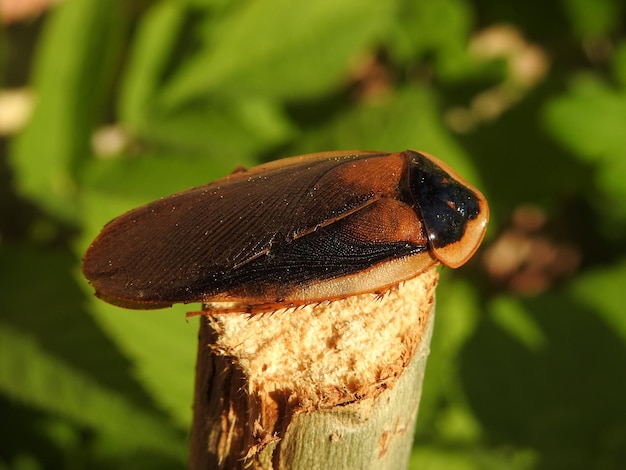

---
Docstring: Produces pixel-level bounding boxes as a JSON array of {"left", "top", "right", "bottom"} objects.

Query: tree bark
[{"left": 189, "top": 268, "right": 438, "bottom": 470}]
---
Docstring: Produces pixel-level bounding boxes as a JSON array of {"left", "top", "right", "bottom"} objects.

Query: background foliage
[{"left": 2, "top": 0, "right": 626, "bottom": 468}]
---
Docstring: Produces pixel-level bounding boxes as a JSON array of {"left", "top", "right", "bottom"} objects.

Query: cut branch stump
[{"left": 190, "top": 268, "right": 438, "bottom": 469}]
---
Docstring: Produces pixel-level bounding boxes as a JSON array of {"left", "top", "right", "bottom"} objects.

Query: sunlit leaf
[
  {"left": 160, "top": 0, "right": 395, "bottom": 104},
  {"left": 10, "top": 0, "right": 125, "bottom": 221},
  {"left": 543, "top": 73, "right": 626, "bottom": 222},
  {"left": 570, "top": 258, "right": 626, "bottom": 343}
]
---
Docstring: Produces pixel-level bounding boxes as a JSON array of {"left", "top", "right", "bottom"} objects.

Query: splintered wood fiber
[{"left": 207, "top": 268, "right": 438, "bottom": 410}]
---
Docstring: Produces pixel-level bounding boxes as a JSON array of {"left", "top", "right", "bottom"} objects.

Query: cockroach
[{"left": 82, "top": 150, "right": 489, "bottom": 314}]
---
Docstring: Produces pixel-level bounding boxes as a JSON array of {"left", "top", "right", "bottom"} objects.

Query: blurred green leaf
[
  {"left": 0, "top": 245, "right": 154, "bottom": 402},
  {"left": 0, "top": 322, "right": 185, "bottom": 461},
  {"left": 0, "top": 243, "right": 187, "bottom": 466},
  {"left": 119, "top": 0, "right": 188, "bottom": 133},
  {"left": 570, "top": 258, "right": 626, "bottom": 343},
  {"left": 410, "top": 445, "right": 539, "bottom": 470},
  {"left": 544, "top": 75, "right": 626, "bottom": 161},
  {"left": 135, "top": 96, "right": 296, "bottom": 158},
  {"left": 119, "top": 2, "right": 299, "bottom": 157},
  {"left": 614, "top": 41, "right": 626, "bottom": 86},
  {"left": 490, "top": 296, "right": 547, "bottom": 352},
  {"left": 85, "top": 301, "right": 198, "bottom": 429},
  {"left": 460, "top": 282, "right": 626, "bottom": 469},
  {"left": 389, "top": 0, "right": 474, "bottom": 79},
  {"left": 0, "top": 242, "right": 187, "bottom": 461},
  {"left": 10, "top": 0, "right": 126, "bottom": 222},
  {"left": 160, "top": 0, "right": 396, "bottom": 104},
  {"left": 543, "top": 73, "right": 626, "bottom": 224},
  {"left": 562, "top": 0, "right": 621, "bottom": 36}
]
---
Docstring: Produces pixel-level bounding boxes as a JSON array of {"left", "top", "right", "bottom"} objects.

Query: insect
[{"left": 82, "top": 150, "right": 488, "bottom": 314}]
